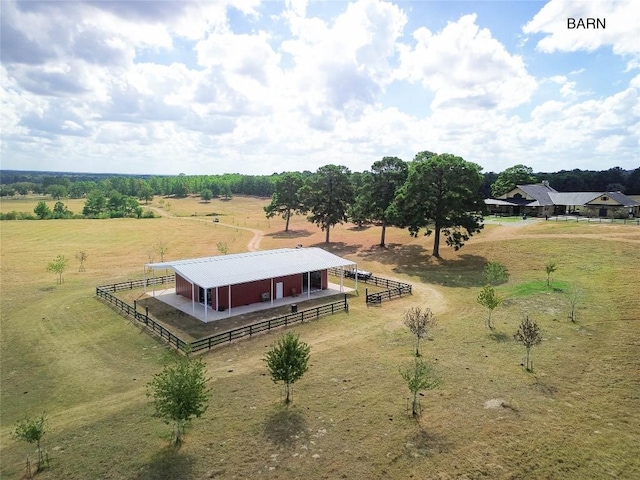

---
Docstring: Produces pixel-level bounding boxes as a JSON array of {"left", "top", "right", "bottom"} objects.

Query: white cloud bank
[{"left": 0, "top": 0, "right": 638, "bottom": 175}]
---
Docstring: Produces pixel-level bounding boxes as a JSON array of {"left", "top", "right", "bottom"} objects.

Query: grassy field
[{"left": 1, "top": 195, "right": 639, "bottom": 479}]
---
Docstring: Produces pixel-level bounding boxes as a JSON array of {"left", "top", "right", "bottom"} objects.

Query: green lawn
[{"left": 2, "top": 198, "right": 639, "bottom": 479}]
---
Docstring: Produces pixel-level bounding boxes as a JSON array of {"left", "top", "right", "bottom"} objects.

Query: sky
[{"left": 1, "top": 0, "right": 638, "bottom": 176}]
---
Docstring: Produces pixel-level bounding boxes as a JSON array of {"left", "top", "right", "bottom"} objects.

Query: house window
[
  {"left": 513, "top": 193, "right": 523, "bottom": 199},
  {"left": 601, "top": 196, "right": 608, "bottom": 201}
]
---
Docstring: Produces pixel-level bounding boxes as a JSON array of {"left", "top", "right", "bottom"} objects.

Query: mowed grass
[{"left": 1, "top": 196, "right": 639, "bottom": 479}]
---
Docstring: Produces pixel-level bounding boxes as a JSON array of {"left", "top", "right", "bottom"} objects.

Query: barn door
[{"left": 276, "top": 282, "right": 284, "bottom": 299}]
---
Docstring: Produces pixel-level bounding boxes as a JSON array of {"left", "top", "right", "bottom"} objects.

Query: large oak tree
[
  {"left": 264, "top": 172, "right": 306, "bottom": 231},
  {"left": 390, "top": 153, "right": 485, "bottom": 257},
  {"left": 356, "top": 157, "right": 409, "bottom": 247},
  {"left": 490, "top": 164, "right": 537, "bottom": 197},
  {"left": 299, "top": 165, "right": 353, "bottom": 243}
]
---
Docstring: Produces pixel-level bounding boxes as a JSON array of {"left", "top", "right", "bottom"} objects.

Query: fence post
[
  {"left": 249, "top": 325, "right": 252, "bottom": 337},
  {"left": 345, "top": 294, "right": 348, "bottom": 313}
]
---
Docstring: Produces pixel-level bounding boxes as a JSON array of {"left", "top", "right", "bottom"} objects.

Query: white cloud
[
  {"left": 523, "top": 0, "right": 640, "bottom": 65},
  {"left": 395, "top": 14, "right": 537, "bottom": 111}
]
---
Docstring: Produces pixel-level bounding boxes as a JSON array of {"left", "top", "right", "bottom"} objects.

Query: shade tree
[
  {"left": 264, "top": 172, "right": 306, "bottom": 231},
  {"left": 390, "top": 153, "right": 485, "bottom": 257},
  {"left": 299, "top": 165, "right": 353, "bottom": 243},
  {"left": 491, "top": 164, "right": 537, "bottom": 197}
]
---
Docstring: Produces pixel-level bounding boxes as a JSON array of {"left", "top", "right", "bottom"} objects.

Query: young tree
[
  {"left": 299, "top": 165, "right": 353, "bottom": 243},
  {"left": 264, "top": 172, "right": 306, "bottom": 231},
  {"left": 400, "top": 358, "right": 439, "bottom": 417},
  {"left": 75, "top": 250, "right": 88, "bottom": 272},
  {"left": 147, "top": 355, "right": 210, "bottom": 446},
  {"left": 403, "top": 307, "right": 437, "bottom": 357},
  {"left": 477, "top": 285, "right": 501, "bottom": 330},
  {"left": 567, "top": 286, "right": 583, "bottom": 323},
  {"left": 156, "top": 240, "right": 169, "bottom": 262},
  {"left": 390, "top": 153, "right": 485, "bottom": 257},
  {"left": 514, "top": 316, "right": 543, "bottom": 372},
  {"left": 33, "top": 201, "right": 51, "bottom": 219},
  {"left": 491, "top": 164, "right": 537, "bottom": 197},
  {"left": 545, "top": 261, "right": 557, "bottom": 287},
  {"left": 52, "top": 201, "right": 72, "bottom": 219},
  {"left": 216, "top": 241, "right": 228, "bottom": 255},
  {"left": 264, "top": 332, "right": 310, "bottom": 405},
  {"left": 46, "top": 255, "right": 68, "bottom": 284},
  {"left": 484, "top": 261, "right": 509, "bottom": 285},
  {"left": 13, "top": 413, "right": 47, "bottom": 472}
]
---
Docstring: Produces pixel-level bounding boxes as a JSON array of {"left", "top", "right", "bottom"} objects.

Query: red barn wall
[
  {"left": 175, "top": 273, "right": 193, "bottom": 300},
  {"left": 179, "top": 270, "right": 329, "bottom": 311}
]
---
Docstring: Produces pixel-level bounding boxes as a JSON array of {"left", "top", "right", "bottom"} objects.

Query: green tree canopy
[
  {"left": 147, "top": 355, "right": 210, "bottom": 446},
  {"left": 34, "top": 201, "right": 51, "bottom": 219},
  {"left": 491, "top": 164, "right": 537, "bottom": 197},
  {"left": 264, "top": 332, "right": 310, "bottom": 405},
  {"left": 264, "top": 172, "right": 306, "bottom": 231},
  {"left": 299, "top": 165, "right": 353, "bottom": 243},
  {"left": 390, "top": 153, "right": 485, "bottom": 257},
  {"left": 46, "top": 255, "right": 68, "bottom": 284},
  {"left": 358, "top": 157, "right": 408, "bottom": 247},
  {"left": 400, "top": 358, "right": 439, "bottom": 417},
  {"left": 13, "top": 413, "right": 48, "bottom": 471}
]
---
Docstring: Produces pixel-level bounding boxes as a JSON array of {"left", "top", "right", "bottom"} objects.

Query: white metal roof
[{"left": 146, "top": 248, "right": 356, "bottom": 289}]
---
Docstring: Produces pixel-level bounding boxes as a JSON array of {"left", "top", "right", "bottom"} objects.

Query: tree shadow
[
  {"left": 409, "top": 427, "right": 451, "bottom": 457},
  {"left": 266, "top": 229, "right": 314, "bottom": 239},
  {"left": 310, "top": 241, "right": 362, "bottom": 256},
  {"left": 137, "top": 447, "right": 195, "bottom": 480},
  {"left": 358, "top": 244, "right": 488, "bottom": 288},
  {"left": 348, "top": 225, "right": 371, "bottom": 231},
  {"left": 489, "top": 331, "right": 511, "bottom": 342},
  {"left": 263, "top": 407, "right": 310, "bottom": 448}
]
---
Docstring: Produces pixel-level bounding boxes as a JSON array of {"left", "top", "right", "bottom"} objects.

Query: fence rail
[
  {"left": 190, "top": 296, "right": 348, "bottom": 353},
  {"left": 97, "top": 274, "right": 175, "bottom": 293},
  {"left": 96, "top": 280, "right": 348, "bottom": 353},
  {"left": 548, "top": 216, "right": 639, "bottom": 225},
  {"left": 327, "top": 268, "right": 412, "bottom": 305}
]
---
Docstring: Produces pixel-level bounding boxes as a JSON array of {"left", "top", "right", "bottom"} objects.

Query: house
[
  {"left": 144, "top": 247, "right": 357, "bottom": 322},
  {"left": 485, "top": 182, "right": 640, "bottom": 218}
]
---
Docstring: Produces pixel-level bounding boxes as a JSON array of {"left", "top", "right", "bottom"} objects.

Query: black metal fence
[
  {"left": 327, "top": 268, "right": 412, "bottom": 305},
  {"left": 190, "top": 295, "right": 348, "bottom": 353},
  {"left": 96, "top": 280, "right": 348, "bottom": 354},
  {"left": 98, "top": 274, "right": 175, "bottom": 293}
]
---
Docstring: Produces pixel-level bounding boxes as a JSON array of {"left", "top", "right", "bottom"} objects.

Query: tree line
[
  {"left": 1, "top": 165, "right": 638, "bottom": 200},
  {"left": 265, "top": 152, "right": 485, "bottom": 257}
]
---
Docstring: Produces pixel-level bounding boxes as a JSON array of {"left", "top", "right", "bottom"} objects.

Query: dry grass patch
[{"left": 2, "top": 197, "right": 640, "bottom": 479}]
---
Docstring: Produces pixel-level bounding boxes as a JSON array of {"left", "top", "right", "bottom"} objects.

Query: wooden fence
[
  {"left": 96, "top": 283, "right": 188, "bottom": 350},
  {"left": 190, "top": 295, "right": 348, "bottom": 353},
  {"left": 327, "top": 268, "right": 412, "bottom": 305},
  {"left": 98, "top": 274, "right": 175, "bottom": 293},
  {"left": 96, "top": 280, "right": 348, "bottom": 353}
]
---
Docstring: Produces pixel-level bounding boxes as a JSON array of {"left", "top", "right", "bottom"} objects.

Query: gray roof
[
  {"left": 146, "top": 248, "right": 356, "bottom": 289},
  {"left": 515, "top": 184, "right": 557, "bottom": 206},
  {"left": 484, "top": 199, "right": 517, "bottom": 206},
  {"left": 549, "top": 192, "right": 640, "bottom": 207}
]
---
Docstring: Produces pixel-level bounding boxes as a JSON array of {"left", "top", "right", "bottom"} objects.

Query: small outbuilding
[{"left": 145, "top": 248, "right": 357, "bottom": 322}]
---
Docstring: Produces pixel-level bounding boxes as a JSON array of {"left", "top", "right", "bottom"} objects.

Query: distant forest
[{"left": 1, "top": 165, "right": 639, "bottom": 199}]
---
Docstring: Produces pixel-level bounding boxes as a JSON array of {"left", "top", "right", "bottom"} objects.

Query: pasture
[{"left": 1, "top": 194, "right": 639, "bottom": 479}]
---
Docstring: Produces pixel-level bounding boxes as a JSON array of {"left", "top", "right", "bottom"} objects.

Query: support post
[
  {"left": 216, "top": 287, "right": 219, "bottom": 315},
  {"left": 205, "top": 288, "right": 208, "bottom": 323},
  {"left": 228, "top": 284, "right": 231, "bottom": 318},
  {"left": 271, "top": 278, "right": 274, "bottom": 306},
  {"left": 355, "top": 264, "right": 358, "bottom": 291}
]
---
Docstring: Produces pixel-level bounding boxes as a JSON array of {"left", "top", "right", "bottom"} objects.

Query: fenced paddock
[
  {"left": 96, "top": 279, "right": 348, "bottom": 353},
  {"left": 328, "top": 268, "right": 412, "bottom": 305},
  {"left": 548, "top": 215, "right": 639, "bottom": 225}
]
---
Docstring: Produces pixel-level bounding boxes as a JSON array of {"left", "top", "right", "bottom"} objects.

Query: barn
[{"left": 144, "top": 248, "right": 357, "bottom": 322}]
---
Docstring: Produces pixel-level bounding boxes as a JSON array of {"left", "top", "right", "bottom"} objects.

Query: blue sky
[{"left": 1, "top": 0, "right": 638, "bottom": 175}]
